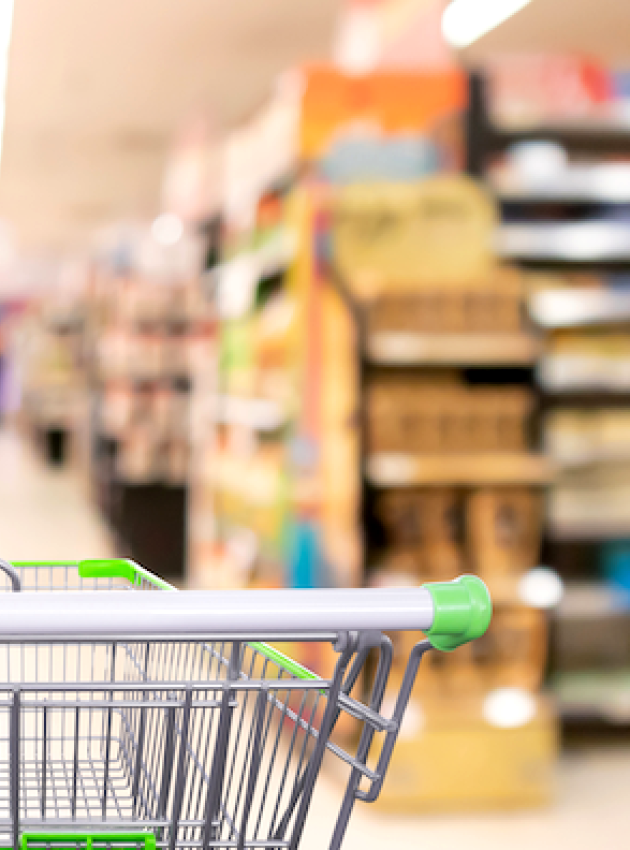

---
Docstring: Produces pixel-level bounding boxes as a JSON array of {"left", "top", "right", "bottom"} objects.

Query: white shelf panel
[
  {"left": 366, "top": 332, "right": 540, "bottom": 365},
  {"left": 530, "top": 288, "right": 630, "bottom": 328},
  {"left": 493, "top": 164, "right": 630, "bottom": 204},
  {"left": 496, "top": 223, "right": 630, "bottom": 262},
  {"left": 210, "top": 395, "right": 286, "bottom": 431},
  {"left": 366, "top": 452, "right": 555, "bottom": 486}
]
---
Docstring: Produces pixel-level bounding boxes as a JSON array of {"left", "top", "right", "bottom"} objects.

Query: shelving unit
[
  {"left": 473, "top": 68, "right": 630, "bottom": 727},
  {"left": 530, "top": 288, "right": 630, "bottom": 327},
  {"left": 190, "top": 68, "right": 558, "bottom": 808},
  {"left": 188, "top": 178, "right": 297, "bottom": 591},
  {"left": 324, "top": 172, "right": 556, "bottom": 805},
  {"left": 365, "top": 452, "right": 554, "bottom": 487},
  {"left": 496, "top": 223, "right": 630, "bottom": 264},
  {"left": 366, "top": 331, "right": 541, "bottom": 366},
  {"left": 82, "top": 236, "right": 215, "bottom": 581},
  {"left": 491, "top": 163, "right": 630, "bottom": 204},
  {"left": 488, "top": 116, "right": 630, "bottom": 155}
]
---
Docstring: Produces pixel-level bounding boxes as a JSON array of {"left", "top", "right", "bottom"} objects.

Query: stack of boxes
[
  {"left": 367, "top": 379, "right": 534, "bottom": 456},
  {"left": 325, "top": 175, "right": 557, "bottom": 808}
]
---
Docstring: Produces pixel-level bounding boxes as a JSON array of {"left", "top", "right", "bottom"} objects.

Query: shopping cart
[{"left": 0, "top": 558, "right": 491, "bottom": 850}]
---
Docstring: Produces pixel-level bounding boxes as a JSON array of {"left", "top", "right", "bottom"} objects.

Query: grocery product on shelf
[
  {"left": 473, "top": 61, "right": 630, "bottom": 728},
  {"left": 190, "top": 66, "right": 557, "bottom": 809}
]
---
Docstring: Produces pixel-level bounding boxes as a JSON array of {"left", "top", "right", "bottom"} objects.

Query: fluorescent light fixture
[
  {"left": 0, "top": 1, "right": 15, "bottom": 167},
  {"left": 442, "top": 0, "right": 532, "bottom": 48}
]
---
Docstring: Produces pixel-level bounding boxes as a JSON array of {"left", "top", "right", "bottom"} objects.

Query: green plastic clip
[
  {"left": 21, "top": 833, "right": 156, "bottom": 850},
  {"left": 425, "top": 575, "right": 492, "bottom": 652},
  {"left": 78, "top": 559, "right": 174, "bottom": 590}
]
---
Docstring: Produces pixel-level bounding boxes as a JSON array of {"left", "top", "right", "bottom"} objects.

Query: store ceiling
[
  {"left": 0, "top": 0, "right": 338, "bottom": 252},
  {"left": 462, "top": 0, "right": 630, "bottom": 64},
  {"left": 2, "top": 0, "right": 627, "bottom": 255}
]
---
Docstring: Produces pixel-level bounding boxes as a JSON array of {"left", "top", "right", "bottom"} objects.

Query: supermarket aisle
[
  {"left": 306, "top": 746, "right": 630, "bottom": 850},
  {"left": 0, "top": 429, "right": 629, "bottom": 848},
  {"left": 0, "top": 428, "right": 114, "bottom": 560}
]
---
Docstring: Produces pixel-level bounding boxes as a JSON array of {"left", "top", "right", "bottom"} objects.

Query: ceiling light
[
  {"left": 151, "top": 213, "right": 183, "bottom": 246},
  {"left": 442, "top": 0, "right": 533, "bottom": 48},
  {"left": 333, "top": 7, "right": 380, "bottom": 74}
]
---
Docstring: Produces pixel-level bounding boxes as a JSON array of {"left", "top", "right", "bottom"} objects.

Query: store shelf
[
  {"left": 530, "top": 288, "right": 630, "bottom": 328},
  {"left": 366, "top": 332, "right": 541, "bottom": 366},
  {"left": 98, "top": 369, "right": 194, "bottom": 383},
  {"left": 216, "top": 230, "right": 296, "bottom": 320},
  {"left": 256, "top": 230, "right": 297, "bottom": 279},
  {"left": 556, "top": 582, "right": 622, "bottom": 620},
  {"left": 538, "top": 358, "right": 630, "bottom": 394},
  {"left": 548, "top": 447, "right": 630, "bottom": 469},
  {"left": 496, "top": 223, "right": 630, "bottom": 263},
  {"left": 548, "top": 518, "right": 630, "bottom": 541},
  {"left": 490, "top": 115, "right": 630, "bottom": 153},
  {"left": 366, "top": 452, "right": 555, "bottom": 486},
  {"left": 210, "top": 395, "right": 286, "bottom": 431},
  {"left": 492, "top": 164, "right": 630, "bottom": 204},
  {"left": 551, "top": 670, "right": 630, "bottom": 724}
]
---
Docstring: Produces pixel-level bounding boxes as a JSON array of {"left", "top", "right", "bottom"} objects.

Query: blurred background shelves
[
  {"left": 366, "top": 452, "right": 555, "bottom": 487},
  {"left": 551, "top": 671, "right": 630, "bottom": 724},
  {"left": 496, "top": 223, "right": 630, "bottom": 264},
  {"left": 489, "top": 116, "right": 630, "bottom": 155},
  {"left": 548, "top": 520, "right": 630, "bottom": 542},
  {"left": 538, "top": 360, "right": 630, "bottom": 393},
  {"left": 12, "top": 17, "right": 630, "bottom": 823},
  {"left": 530, "top": 288, "right": 630, "bottom": 328},
  {"left": 492, "top": 164, "right": 630, "bottom": 205},
  {"left": 556, "top": 582, "right": 621, "bottom": 620},
  {"left": 366, "top": 331, "right": 541, "bottom": 366},
  {"left": 208, "top": 395, "right": 287, "bottom": 432},
  {"left": 467, "top": 58, "right": 630, "bottom": 754}
]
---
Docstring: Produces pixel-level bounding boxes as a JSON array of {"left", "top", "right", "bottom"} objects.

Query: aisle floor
[
  {"left": 1, "top": 429, "right": 629, "bottom": 849},
  {"left": 0, "top": 429, "right": 113, "bottom": 561}
]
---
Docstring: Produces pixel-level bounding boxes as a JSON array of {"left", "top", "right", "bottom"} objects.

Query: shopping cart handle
[
  {"left": 0, "top": 565, "right": 489, "bottom": 643},
  {"left": 424, "top": 575, "right": 492, "bottom": 651}
]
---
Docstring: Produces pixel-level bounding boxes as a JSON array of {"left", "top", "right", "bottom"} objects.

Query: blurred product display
[
  {"left": 179, "top": 65, "right": 560, "bottom": 810},
  {"left": 20, "top": 294, "right": 88, "bottom": 465},
  {"left": 17, "top": 233, "right": 216, "bottom": 579},
  {"left": 10, "top": 19, "right": 630, "bottom": 828},
  {"left": 89, "top": 234, "right": 214, "bottom": 580},
  {"left": 474, "top": 57, "right": 630, "bottom": 730}
]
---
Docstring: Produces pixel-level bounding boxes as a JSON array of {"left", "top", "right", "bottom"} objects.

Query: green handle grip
[
  {"left": 425, "top": 575, "right": 492, "bottom": 652},
  {"left": 78, "top": 559, "right": 175, "bottom": 590}
]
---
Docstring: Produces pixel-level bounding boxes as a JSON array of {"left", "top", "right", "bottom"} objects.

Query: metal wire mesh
[{"left": 0, "top": 562, "right": 421, "bottom": 850}]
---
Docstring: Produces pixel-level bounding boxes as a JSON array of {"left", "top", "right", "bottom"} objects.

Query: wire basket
[{"left": 0, "top": 558, "right": 491, "bottom": 850}]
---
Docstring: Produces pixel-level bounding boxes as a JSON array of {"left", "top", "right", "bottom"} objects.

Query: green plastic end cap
[
  {"left": 425, "top": 575, "right": 492, "bottom": 652},
  {"left": 78, "top": 559, "right": 137, "bottom": 583}
]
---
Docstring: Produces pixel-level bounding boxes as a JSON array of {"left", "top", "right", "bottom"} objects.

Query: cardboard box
[
  {"left": 468, "top": 487, "right": 543, "bottom": 577},
  {"left": 332, "top": 177, "right": 497, "bottom": 288}
]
